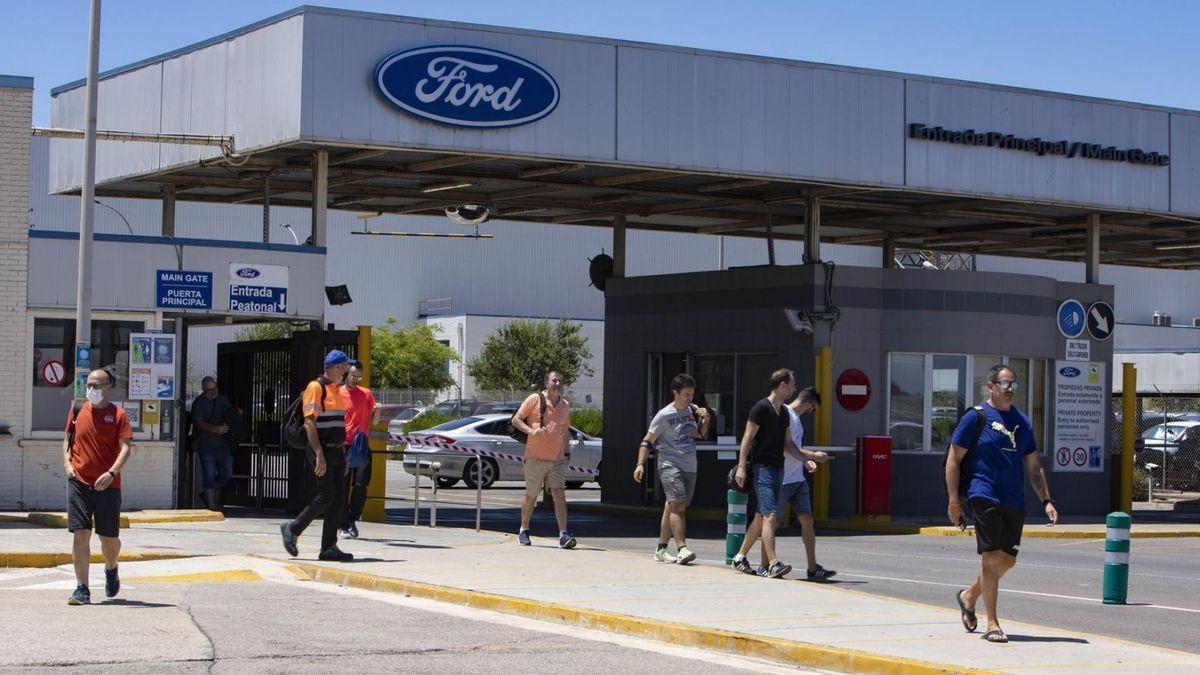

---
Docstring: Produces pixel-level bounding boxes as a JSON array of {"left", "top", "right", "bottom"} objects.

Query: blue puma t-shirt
[{"left": 952, "top": 402, "right": 1037, "bottom": 510}]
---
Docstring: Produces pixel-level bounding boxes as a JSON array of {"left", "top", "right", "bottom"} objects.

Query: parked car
[
  {"left": 400, "top": 414, "right": 601, "bottom": 489},
  {"left": 1138, "top": 421, "right": 1200, "bottom": 489},
  {"left": 429, "top": 399, "right": 498, "bottom": 418},
  {"left": 378, "top": 404, "right": 422, "bottom": 425}
]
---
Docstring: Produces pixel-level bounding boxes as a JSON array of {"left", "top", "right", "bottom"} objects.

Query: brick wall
[
  {"left": 0, "top": 80, "right": 32, "bottom": 508},
  {"left": 11, "top": 441, "right": 175, "bottom": 510}
]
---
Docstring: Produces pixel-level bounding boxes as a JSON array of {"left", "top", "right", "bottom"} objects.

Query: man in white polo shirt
[{"left": 779, "top": 386, "right": 835, "bottom": 580}]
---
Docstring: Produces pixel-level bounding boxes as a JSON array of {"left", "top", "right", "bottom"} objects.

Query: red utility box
[{"left": 855, "top": 435, "right": 892, "bottom": 516}]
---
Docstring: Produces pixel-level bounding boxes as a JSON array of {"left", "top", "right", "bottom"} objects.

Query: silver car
[{"left": 393, "top": 414, "right": 601, "bottom": 489}]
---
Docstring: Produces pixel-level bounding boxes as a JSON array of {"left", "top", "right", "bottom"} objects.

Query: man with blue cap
[{"left": 281, "top": 349, "right": 353, "bottom": 561}]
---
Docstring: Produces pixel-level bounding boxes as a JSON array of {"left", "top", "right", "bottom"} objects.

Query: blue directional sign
[
  {"left": 1057, "top": 299, "right": 1086, "bottom": 339},
  {"left": 228, "top": 263, "right": 289, "bottom": 315},
  {"left": 156, "top": 270, "right": 212, "bottom": 310}
]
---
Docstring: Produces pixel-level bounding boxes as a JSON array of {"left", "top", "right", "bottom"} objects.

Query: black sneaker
[
  {"left": 767, "top": 561, "right": 793, "bottom": 579},
  {"left": 318, "top": 547, "right": 354, "bottom": 562},
  {"left": 807, "top": 565, "right": 837, "bottom": 581},
  {"left": 732, "top": 558, "right": 757, "bottom": 575},
  {"left": 346, "top": 523, "right": 359, "bottom": 539},
  {"left": 68, "top": 584, "right": 90, "bottom": 606},
  {"left": 280, "top": 522, "right": 298, "bottom": 557},
  {"left": 104, "top": 565, "right": 120, "bottom": 598},
  {"left": 558, "top": 532, "right": 577, "bottom": 549}
]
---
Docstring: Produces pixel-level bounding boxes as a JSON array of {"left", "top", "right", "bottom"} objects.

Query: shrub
[
  {"left": 402, "top": 411, "right": 453, "bottom": 434},
  {"left": 1132, "top": 465, "right": 1150, "bottom": 501},
  {"left": 572, "top": 408, "right": 603, "bottom": 438}
]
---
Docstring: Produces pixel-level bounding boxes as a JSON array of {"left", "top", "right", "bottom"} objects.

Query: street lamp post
[{"left": 73, "top": 0, "right": 102, "bottom": 397}]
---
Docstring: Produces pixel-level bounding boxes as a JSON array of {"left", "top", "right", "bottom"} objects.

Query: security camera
[
  {"left": 783, "top": 309, "right": 815, "bottom": 336},
  {"left": 446, "top": 205, "right": 491, "bottom": 226}
]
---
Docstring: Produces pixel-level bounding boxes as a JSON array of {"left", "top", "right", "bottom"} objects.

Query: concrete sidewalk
[{"left": 3, "top": 514, "right": 1198, "bottom": 673}]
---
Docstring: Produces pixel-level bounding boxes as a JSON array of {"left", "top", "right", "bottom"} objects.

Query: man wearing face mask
[
  {"left": 946, "top": 364, "right": 1058, "bottom": 644},
  {"left": 190, "top": 376, "right": 235, "bottom": 510},
  {"left": 63, "top": 370, "right": 133, "bottom": 606},
  {"left": 280, "top": 350, "right": 353, "bottom": 561}
]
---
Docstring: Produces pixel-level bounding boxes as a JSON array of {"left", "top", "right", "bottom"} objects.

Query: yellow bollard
[
  {"left": 813, "top": 346, "right": 832, "bottom": 520},
  {"left": 358, "top": 325, "right": 387, "bottom": 523},
  {"left": 1119, "top": 363, "right": 1136, "bottom": 514}
]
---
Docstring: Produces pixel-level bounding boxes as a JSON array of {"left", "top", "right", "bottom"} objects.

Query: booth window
[
  {"left": 648, "top": 351, "right": 777, "bottom": 442},
  {"left": 888, "top": 353, "right": 1046, "bottom": 453},
  {"left": 31, "top": 318, "right": 144, "bottom": 431}
]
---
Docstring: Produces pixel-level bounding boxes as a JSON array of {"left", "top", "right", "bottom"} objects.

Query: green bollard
[
  {"left": 726, "top": 489, "right": 748, "bottom": 565},
  {"left": 1103, "top": 511, "right": 1131, "bottom": 605}
]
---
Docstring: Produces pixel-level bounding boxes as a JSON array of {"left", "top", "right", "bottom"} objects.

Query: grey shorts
[
  {"left": 658, "top": 462, "right": 697, "bottom": 506},
  {"left": 779, "top": 480, "right": 813, "bottom": 517},
  {"left": 524, "top": 458, "right": 567, "bottom": 496}
]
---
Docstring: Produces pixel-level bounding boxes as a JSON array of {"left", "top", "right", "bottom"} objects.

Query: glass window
[
  {"left": 1007, "top": 358, "right": 1030, "bottom": 412},
  {"left": 1030, "top": 358, "right": 1046, "bottom": 453},
  {"left": 693, "top": 354, "right": 735, "bottom": 440},
  {"left": 931, "top": 355, "right": 967, "bottom": 450},
  {"left": 888, "top": 354, "right": 925, "bottom": 451},
  {"left": 32, "top": 318, "right": 144, "bottom": 431},
  {"left": 972, "top": 355, "right": 1004, "bottom": 402}
]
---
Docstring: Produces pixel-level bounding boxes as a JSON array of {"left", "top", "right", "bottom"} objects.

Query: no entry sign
[
  {"left": 42, "top": 360, "right": 65, "bottom": 386},
  {"left": 837, "top": 369, "right": 871, "bottom": 411}
]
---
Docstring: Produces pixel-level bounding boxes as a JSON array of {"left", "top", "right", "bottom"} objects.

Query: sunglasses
[{"left": 992, "top": 380, "right": 1019, "bottom": 392}]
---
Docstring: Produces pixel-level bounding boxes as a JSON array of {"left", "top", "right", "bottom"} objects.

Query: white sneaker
[
  {"left": 676, "top": 547, "right": 696, "bottom": 565},
  {"left": 654, "top": 547, "right": 678, "bottom": 563}
]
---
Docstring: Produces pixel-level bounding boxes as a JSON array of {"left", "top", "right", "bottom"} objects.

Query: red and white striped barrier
[{"left": 389, "top": 432, "right": 600, "bottom": 476}]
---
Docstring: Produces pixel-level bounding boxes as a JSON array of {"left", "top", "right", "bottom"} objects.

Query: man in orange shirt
[
  {"left": 63, "top": 369, "right": 133, "bottom": 606},
  {"left": 512, "top": 370, "right": 575, "bottom": 549},
  {"left": 280, "top": 350, "right": 352, "bottom": 561},
  {"left": 339, "top": 361, "right": 380, "bottom": 540}
]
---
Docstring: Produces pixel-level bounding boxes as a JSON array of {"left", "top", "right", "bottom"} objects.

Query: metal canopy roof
[{"left": 78, "top": 141, "right": 1200, "bottom": 269}]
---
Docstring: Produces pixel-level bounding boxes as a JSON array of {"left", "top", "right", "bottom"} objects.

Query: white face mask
[{"left": 86, "top": 387, "right": 104, "bottom": 405}]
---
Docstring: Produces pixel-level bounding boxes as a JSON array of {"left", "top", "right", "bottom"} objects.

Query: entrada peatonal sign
[{"left": 908, "top": 123, "right": 1170, "bottom": 167}]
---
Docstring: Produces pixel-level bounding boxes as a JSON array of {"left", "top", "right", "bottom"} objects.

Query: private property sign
[
  {"left": 228, "top": 263, "right": 288, "bottom": 315},
  {"left": 156, "top": 270, "right": 212, "bottom": 310}
]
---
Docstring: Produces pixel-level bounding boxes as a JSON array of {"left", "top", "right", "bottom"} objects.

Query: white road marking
[
  {"left": 833, "top": 547, "right": 1200, "bottom": 582},
  {"left": 838, "top": 572, "right": 1200, "bottom": 614}
]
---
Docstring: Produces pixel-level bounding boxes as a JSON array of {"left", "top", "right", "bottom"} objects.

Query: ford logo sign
[
  {"left": 235, "top": 268, "right": 260, "bottom": 279},
  {"left": 374, "top": 46, "right": 559, "bottom": 128},
  {"left": 1059, "top": 367, "right": 1081, "bottom": 377}
]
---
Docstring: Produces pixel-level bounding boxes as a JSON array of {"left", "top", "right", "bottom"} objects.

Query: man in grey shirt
[
  {"left": 633, "top": 373, "right": 710, "bottom": 565},
  {"left": 190, "top": 376, "right": 235, "bottom": 511}
]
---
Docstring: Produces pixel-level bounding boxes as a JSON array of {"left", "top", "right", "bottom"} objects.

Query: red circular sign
[
  {"left": 1056, "top": 447, "right": 1070, "bottom": 467},
  {"left": 836, "top": 369, "right": 871, "bottom": 411},
  {"left": 42, "top": 360, "right": 66, "bottom": 386},
  {"left": 1073, "top": 447, "right": 1088, "bottom": 467}
]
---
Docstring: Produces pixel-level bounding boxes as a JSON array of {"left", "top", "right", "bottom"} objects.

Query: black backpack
[
  {"left": 66, "top": 400, "right": 85, "bottom": 453},
  {"left": 507, "top": 393, "right": 547, "bottom": 443},
  {"left": 282, "top": 382, "right": 326, "bottom": 450},
  {"left": 943, "top": 404, "right": 986, "bottom": 505}
]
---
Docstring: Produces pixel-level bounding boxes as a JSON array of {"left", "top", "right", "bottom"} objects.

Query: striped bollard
[
  {"left": 726, "top": 489, "right": 748, "bottom": 565},
  {"left": 1103, "top": 511, "right": 1131, "bottom": 605}
]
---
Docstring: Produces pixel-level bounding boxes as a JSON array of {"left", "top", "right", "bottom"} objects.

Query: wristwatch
[
  {"left": 1042, "top": 498, "right": 1055, "bottom": 507},
  {"left": 106, "top": 470, "right": 116, "bottom": 480}
]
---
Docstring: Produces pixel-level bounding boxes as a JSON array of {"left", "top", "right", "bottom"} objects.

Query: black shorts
[
  {"left": 67, "top": 477, "right": 122, "bottom": 538},
  {"left": 970, "top": 498, "right": 1024, "bottom": 557}
]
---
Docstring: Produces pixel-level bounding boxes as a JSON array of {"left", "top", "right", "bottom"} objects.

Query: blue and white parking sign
[
  {"left": 1057, "top": 299, "right": 1086, "bottom": 339},
  {"left": 228, "top": 263, "right": 288, "bottom": 315},
  {"left": 156, "top": 270, "right": 212, "bottom": 310}
]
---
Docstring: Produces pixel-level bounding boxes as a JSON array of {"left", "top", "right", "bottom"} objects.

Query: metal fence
[{"left": 1114, "top": 393, "right": 1200, "bottom": 496}]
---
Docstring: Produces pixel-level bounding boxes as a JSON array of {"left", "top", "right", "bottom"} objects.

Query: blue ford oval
[
  {"left": 1059, "top": 367, "right": 1081, "bottom": 377},
  {"left": 374, "top": 45, "right": 559, "bottom": 128},
  {"left": 236, "top": 268, "right": 261, "bottom": 279}
]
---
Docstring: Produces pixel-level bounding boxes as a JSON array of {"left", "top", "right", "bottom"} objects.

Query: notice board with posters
[
  {"left": 1053, "top": 360, "right": 1106, "bottom": 473},
  {"left": 128, "top": 333, "right": 176, "bottom": 400}
]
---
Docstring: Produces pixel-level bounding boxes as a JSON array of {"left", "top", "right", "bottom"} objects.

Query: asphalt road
[
  {"left": 386, "top": 465, "right": 1200, "bottom": 653},
  {"left": 0, "top": 564, "right": 810, "bottom": 674}
]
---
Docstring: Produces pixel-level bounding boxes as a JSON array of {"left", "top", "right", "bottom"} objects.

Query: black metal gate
[{"left": 209, "top": 329, "right": 358, "bottom": 513}]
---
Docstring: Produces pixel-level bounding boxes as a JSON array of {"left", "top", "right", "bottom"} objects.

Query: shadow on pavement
[
  {"left": 1004, "top": 635, "right": 1090, "bottom": 644},
  {"left": 102, "top": 599, "right": 176, "bottom": 608}
]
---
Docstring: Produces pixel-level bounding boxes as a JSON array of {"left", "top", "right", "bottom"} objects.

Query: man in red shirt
[
  {"left": 62, "top": 369, "right": 133, "bottom": 606},
  {"left": 339, "top": 361, "right": 379, "bottom": 540}
]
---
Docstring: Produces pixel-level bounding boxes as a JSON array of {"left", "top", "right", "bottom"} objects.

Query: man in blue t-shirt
[{"left": 946, "top": 364, "right": 1059, "bottom": 644}]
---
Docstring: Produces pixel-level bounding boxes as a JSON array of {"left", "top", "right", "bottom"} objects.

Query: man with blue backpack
[
  {"left": 946, "top": 364, "right": 1058, "bottom": 644},
  {"left": 339, "top": 360, "right": 380, "bottom": 540}
]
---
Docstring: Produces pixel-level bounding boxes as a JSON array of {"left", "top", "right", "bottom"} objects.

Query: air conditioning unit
[{"left": 1152, "top": 311, "right": 1171, "bottom": 327}]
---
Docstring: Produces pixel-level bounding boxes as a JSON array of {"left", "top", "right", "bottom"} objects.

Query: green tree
[
  {"left": 371, "top": 319, "right": 458, "bottom": 391},
  {"left": 235, "top": 322, "right": 308, "bottom": 342},
  {"left": 467, "top": 319, "right": 593, "bottom": 391}
]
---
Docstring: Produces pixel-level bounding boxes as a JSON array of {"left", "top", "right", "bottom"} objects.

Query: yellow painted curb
[
  {"left": 22, "top": 510, "right": 224, "bottom": 529},
  {"left": 0, "top": 515, "right": 28, "bottom": 523},
  {"left": 290, "top": 562, "right": 992, "bottom": 675},
  {"left": 124, "top": 568, "right": 261, "bottom": 583},
  {"left": 916, "top": 525, "right": 1200, "bottom": 539},
  {"left": 0, "top": 551, "right": 190, "bottom": 568}
]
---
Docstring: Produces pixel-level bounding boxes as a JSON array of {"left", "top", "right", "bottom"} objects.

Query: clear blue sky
[{"left": 3, "top": 0, "right": 1198, "bottom": 126}]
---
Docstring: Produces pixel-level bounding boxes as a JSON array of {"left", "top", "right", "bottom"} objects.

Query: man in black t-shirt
[{"left": 732, "top": 368, "right": 808, "bottom": 579}]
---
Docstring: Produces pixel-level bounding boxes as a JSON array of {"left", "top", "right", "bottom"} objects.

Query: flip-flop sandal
[
  {"left": 956, "top": 590, "right": 977, "bottom": 632},
  {"left": 982, "top": 629, "right": 1009, "bottom": 643}
]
